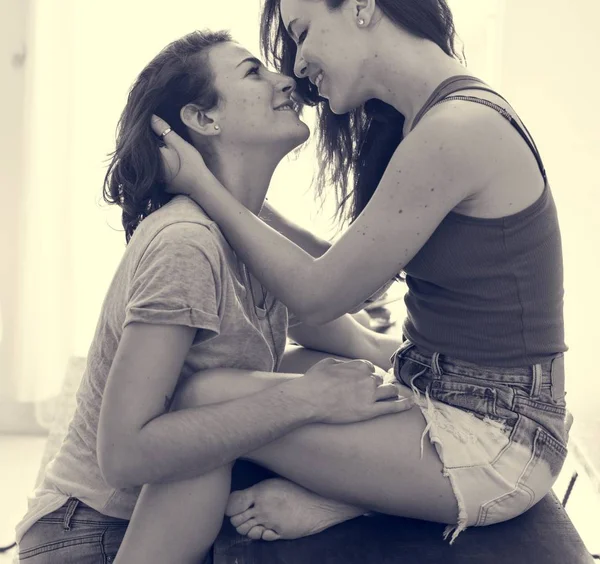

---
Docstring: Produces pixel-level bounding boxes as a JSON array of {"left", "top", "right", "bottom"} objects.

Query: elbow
[{"left": 97, "top": 435, "right": 144, "bottom": 490}]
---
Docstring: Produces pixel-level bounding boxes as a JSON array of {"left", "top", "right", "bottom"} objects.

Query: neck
[
  {"left": 365, "top": 22, "right": 473, "bottom": 132},
  {"left": 202, "top": 143, "right": 282, "bottom": 215}
]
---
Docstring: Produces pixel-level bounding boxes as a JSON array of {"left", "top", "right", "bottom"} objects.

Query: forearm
[
  {"left": 259, "top": 201, "right": 331, "bottom": 258},
  {"left": 191, "top": 172, "right": 344, "bottom": 322},
  {"left": 290, "top": 315, "right": 402, "bottom": 370},
  {"left": 112, "top": 375, "right": 315, "bottom": 487}
]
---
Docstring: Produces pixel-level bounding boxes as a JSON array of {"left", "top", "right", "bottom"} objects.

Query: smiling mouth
[
  {"left": 314, "top": 71, "right": 324, "bottom": 89},
  {"left": 274, "top": 102, "right": 296, "bottom": 112}
]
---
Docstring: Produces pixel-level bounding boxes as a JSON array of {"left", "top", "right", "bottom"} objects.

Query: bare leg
[
  {"left": 113, "top": 346, "right": 313, "bottom": 563},
  {"left": 117, "top": 345, "right": 455, "bottom": 559},
  {"left": 113, "top": 385, "right": 236, "bottom": 564},
  {"left": 228, "top": 345, "right": 457, "bottom": 541}
]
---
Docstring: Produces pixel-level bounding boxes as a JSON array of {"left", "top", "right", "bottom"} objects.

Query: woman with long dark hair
[
  {"left": 15, "top": 29, "right": 412, "bottom": 564},
  {"left": 152, "top": 0, "right": 570, "bottom": 546}
]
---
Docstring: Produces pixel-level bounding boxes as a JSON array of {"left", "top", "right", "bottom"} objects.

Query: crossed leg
[{"left": 114, "top": 346, "right": 456, "bottom": 563}]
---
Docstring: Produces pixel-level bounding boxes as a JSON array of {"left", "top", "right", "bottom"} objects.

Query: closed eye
[
  {"left": 298, "top": 29, "right": 308, "bottom": 44},
  {"left": 245, "top": 65, "right": 261, "bottom": 77}
]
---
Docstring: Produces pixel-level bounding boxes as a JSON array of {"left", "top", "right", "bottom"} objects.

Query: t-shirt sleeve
[{"left": 124, "top": 223, "right": 222, "bottom": 341}]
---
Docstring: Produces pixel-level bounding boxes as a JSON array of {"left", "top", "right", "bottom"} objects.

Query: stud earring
[
  {"left": 357, "top": 18, "right": 365, "bottom": 26},
  {"left": 214, "top": 125, "right": 220, "bottom": 131}
]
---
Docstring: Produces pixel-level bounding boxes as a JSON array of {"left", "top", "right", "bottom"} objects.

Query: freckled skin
[
  {"left": 280, "top": 0, "right": 372, "bottom": 114},
  {"left": 207, "top": 42, "right": 310, "bottom": 152}
]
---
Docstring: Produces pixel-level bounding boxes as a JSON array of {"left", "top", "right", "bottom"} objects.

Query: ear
[
  {"left": 180, "top": 104, "right": 221, "bottom": 137},
  {"left": 354, "top": 0, "right": 377, "bottom": 27}
]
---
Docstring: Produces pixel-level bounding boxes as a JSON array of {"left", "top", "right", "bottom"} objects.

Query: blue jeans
[
  {"left": 18, "top": 497, "right": 216, "bottom": 563},
  {"left": 18, "top": 498, "right": 127, "bottom": 563},
  {"left": 391, "top": 339, "right": 570, "bottom": 541}
]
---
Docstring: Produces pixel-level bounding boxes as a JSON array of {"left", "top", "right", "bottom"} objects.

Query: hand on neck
[{"left": 203, "top": 143, "right": 282, "bottom": 215}]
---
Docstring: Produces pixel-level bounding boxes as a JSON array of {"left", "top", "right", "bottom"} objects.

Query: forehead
[
  {"left": 208, "top": 42, "right": 257, "bottom": 75},
  {"left": 279, "top": 0, "right": 314, "bottom": 28}
]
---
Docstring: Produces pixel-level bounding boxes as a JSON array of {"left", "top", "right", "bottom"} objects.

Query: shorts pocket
[{"left": 476, "top": 425, "right": 566, "bottom": 526}]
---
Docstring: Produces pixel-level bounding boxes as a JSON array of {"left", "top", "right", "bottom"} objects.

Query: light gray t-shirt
[{"left": 16, "top": 196, "right": 290, "bottom": 541}]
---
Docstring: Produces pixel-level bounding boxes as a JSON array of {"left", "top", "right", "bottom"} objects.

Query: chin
[
  {"left": 288, "top": 121, "right": 311, "bottom": 145},
  {"left": 326, "top": 95, "right": 352, "bottom": 116},
  {"left": 326, "top": 87, "right": 362, "bottom": 116}
]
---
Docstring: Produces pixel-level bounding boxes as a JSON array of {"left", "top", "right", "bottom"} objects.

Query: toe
[
  {"left": 247, "top": 525, "right": 266, "bottom": 540},
  {"left": 261, "top": 529, "right": 281, "bottom": 542},
  {"left": 226, "top": 488, "right": 255, "bottom": 517},
  {"left": 229, "top": 507, "right": 256, "bottom": 528},
  {"left": 236, "top": 517, "right": 258, "bottom": 536}
]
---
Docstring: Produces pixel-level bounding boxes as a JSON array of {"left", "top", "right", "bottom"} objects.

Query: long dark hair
[
  {"left": 103, "top": 30, "right": 231, "bottom": 243},
  {"left": 260, "top": 0, "right": 464, "bottom": 225}
]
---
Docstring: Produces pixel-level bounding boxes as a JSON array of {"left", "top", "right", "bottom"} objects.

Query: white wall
[
  {"left": 0, "top": 0, "right": 29, "bottom": 399},
  {"left": 4, "top": 0, "right": 597, "bottom": 403},
  {"left": 498, "top": 0, "right": 600, "bottom": 407}
]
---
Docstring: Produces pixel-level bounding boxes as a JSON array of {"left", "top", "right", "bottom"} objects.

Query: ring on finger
[{"left": 160, "top": 127, "right": 172, "bottom": 139}]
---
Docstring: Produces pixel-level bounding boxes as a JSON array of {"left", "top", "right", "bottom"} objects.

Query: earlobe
[
  {"left": 355, "top": 0, "right": 376, "bottom": 26},
  {"left": 180, "top": 104, "right": 220, "bottom": 137}
]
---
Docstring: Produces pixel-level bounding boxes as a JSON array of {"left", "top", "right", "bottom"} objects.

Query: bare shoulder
[{"left": 413, "top": 90, "right": 546, "bottom": 218}]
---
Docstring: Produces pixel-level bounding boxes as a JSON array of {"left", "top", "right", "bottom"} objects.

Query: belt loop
[
  {"left": 530, "top": 364, "right": 542, "bottom": 399},
  {"left": 62, "top": 497, "right": 80, "bottom": 531},
  {"left": 431, "top": 352, "right": 443, "bottom": 378},
  {"left": 550, "top": 355, "right": 565, "bottom": 403},
  {"left": 390, "top": 339, "right": 414, "bottom": 367}
]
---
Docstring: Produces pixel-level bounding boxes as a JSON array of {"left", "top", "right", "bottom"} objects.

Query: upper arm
[
  {"left": 97, "top": 223, "right": 222, "bottom": 479},
  {"left": 97, "top": 322, "right": 195, "bottom": 479},
  {"left": 307, "top": 105, "right": 492, "bottom": 322}
]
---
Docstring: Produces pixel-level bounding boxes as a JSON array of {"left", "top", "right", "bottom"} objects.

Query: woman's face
[
  {"left": 279, "top": 0, "right": 369, "bottom": 114},
  {"left": 207, "top": 41, "right": 310, "bottom": 151}
]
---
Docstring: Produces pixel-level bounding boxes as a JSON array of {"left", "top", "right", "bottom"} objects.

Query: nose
[
  {"left": 293, "top": 50, "right": 308, "bottom": 79},
  {"left": 277, "top": 73, "right": 297, "bottom": 95}
]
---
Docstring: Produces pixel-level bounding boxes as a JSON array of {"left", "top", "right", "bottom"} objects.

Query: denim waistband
[
  {"left": 391, "top": 340, "right": 565, "bottom": 400},
  {"left": 40, "top": 498, "right": 128, "bottom": 530}
]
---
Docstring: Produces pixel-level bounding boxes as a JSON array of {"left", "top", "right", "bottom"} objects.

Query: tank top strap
[
  {"left": 410, "top": 75, "right": 488, "bottom": 132},
  {"left": 410, "top": 75, "right": 547, "bottom": 183}
]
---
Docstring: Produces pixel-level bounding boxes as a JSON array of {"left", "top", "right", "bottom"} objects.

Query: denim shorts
[
  {"left": 18, "top": 498, "right": 128, "bottom": 563},
  {"left": 391, "top": 339, "right": 571, "bottom": 543}
]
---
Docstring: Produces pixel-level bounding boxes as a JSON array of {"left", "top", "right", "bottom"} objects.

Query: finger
[
  {"left": 373, "top": 396, "right": 414, "bottom": 416},
  {"left": 151, "top": 114, "right": 183, "bottom": 148},
  {"left": 370, "top": 373, "right": 384, "bottom": 387},
  {"left": 374, "top": 383, "right": 401, "bottom": 401},
  {"left": 316, "top": 357, "right": 344, "bottom": 368},
  {"left": 150, "top": 114, "right": 170, "bottom": 137},
  {"left": 344, "top": 358, "right": 375, "bottom": 373}
]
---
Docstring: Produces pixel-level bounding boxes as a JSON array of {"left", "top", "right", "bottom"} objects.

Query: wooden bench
[{"left": 213, "top": 460, "right": 594, "bottom": 564}]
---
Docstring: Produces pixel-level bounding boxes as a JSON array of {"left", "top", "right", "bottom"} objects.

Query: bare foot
[{"left": 225, "top": 478, "right": 365, "bottom": 541}]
